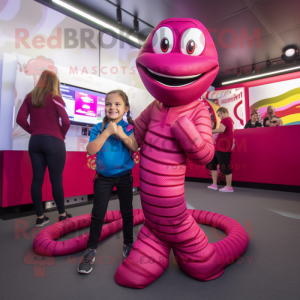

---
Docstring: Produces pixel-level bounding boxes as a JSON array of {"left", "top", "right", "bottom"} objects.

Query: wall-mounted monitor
[{"left": 60, "top": 83, "right": 106, "bottom": 127}]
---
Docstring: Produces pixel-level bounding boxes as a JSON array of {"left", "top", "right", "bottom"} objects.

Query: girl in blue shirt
[{"left": 78, "top": 90, "right": 138, "bottom": 274}]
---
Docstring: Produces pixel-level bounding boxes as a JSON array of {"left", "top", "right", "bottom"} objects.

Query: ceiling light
[
  {"left": 281, "top": 46, "right": 298, "bottom": 63},
  {"left": 116, "top": 7, "right": 122, "bottom": 24},
  {"left": 222, "top": 66, "right": 300, "bottom": 85},
  {"left": 285, "top": 49, "right": 295, "bottom": 57},
  {"left": 52, "top": 0, "right": 143, "bottom": 45}
]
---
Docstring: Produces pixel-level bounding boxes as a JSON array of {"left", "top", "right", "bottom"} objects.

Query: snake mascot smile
[{"left": 33, "top": 18, "right": 249, "bottom": 288}]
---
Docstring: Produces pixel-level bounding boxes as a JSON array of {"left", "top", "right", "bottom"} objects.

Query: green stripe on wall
[{"left": 252, "top": 87, "right": 300, "bottom": 109}]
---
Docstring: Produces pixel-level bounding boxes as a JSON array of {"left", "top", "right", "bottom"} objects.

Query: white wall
[
  {"left": 0, "top": 53, "right": 17, "bottom": 150},
  {"left": 99, "top": 33, "right": 145, "bottom": 89},
  {"left": 0, "top": 0, "right": 146, "bottom": 91},
  {"left": 10, "top": 53, "right": 153, "bottom": 151},
  {"left": 0, "top": 0, "right": 99, "bottom": 73}
]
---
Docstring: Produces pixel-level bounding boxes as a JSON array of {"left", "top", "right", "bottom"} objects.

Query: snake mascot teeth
[{"left": 33, "top": 18, "right": 249, "bottom": 289}]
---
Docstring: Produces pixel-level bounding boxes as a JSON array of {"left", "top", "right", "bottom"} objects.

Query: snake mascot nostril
[
  {"left": 114, "top": 18, "right": 249, "bottom": 288},
  {"left": 33, "top": 18, "right": 249, "bottom": 289}
]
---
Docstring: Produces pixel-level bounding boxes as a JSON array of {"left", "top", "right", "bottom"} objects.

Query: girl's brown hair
[
  {"left": 101, "top": 90, "right": 134, "bottom": 131},
  {"left": 27, "top": 70, "right": 61, "bottom": 107}
]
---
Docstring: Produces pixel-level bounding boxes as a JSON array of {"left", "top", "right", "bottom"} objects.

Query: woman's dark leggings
[
  {"left": 29, "top": 135, "right": 66, "bottom": 216},
  {"left": 87, "top": 172, "right": 134, "bottom": 249}
]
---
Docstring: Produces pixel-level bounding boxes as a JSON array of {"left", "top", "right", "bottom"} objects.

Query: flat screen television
[{"left": 60, "top": 83, "right": 106, "bottom": 127}]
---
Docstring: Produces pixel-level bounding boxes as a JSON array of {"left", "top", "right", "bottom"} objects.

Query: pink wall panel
[
  {"left": 45, "top": 152, "right": 94, "bottom": 200},
  {"left": 1, "top": 151, "right": 47, "bottom": 207},
  {"left": 186, "top": 125, "right": 300, "bottom": 186},
  {"left": 1, "top": 122, "right": 298, "bottom": 208},
  {"left": 0, "top": 152, "right": 4, "bottom": 207},
  {"left": 0, "top": 151, "right": 141, "bottom": 207},
  {"left": 45, "top": 152, "right": 140, "bottom": 201}
]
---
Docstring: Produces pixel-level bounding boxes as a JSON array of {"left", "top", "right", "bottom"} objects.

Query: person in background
[
  {"left": 16, "top": 70, "right": 71, "bottom": 227},
  {"left": 270, "top": 116, "right": 283, "bottom": 127},
  {"left": 78, "top": 90, "right": 138, "bottom": 274},
  {"left": 244, "top": 112, "right": 262, "bottom": 128},
  {"left": 206, "top": 107, "right": 234, "bottom": 192},
  {"left": 263, "top": 106, "right": 281, "bottom": 127},
  {"left": 252, "top": 109, "right": 262, "bottom": 124}
]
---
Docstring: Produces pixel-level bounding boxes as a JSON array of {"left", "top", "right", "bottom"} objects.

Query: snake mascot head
[
  {"left": 136, "top": 18, "right": 219, "bottom": 106},
  {"left": 33, "top": 18, "right": 249, "bottom": 290}
]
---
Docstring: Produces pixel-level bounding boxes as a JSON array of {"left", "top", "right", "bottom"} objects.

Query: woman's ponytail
[{"left": 126, "top": 110, "right": 134, "bottom": 126}]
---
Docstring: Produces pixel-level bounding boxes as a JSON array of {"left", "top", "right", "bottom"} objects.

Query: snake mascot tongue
[
  {"left": 115, "top": 18, "right": 249, "bottom": 288},
  {"left": 33, "top": 18, "right": 249, "bottom": 289}
]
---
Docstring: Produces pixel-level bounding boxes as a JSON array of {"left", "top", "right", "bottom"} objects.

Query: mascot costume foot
[{"left": 33, "top": 18, "right": 249, "bottom": 288}]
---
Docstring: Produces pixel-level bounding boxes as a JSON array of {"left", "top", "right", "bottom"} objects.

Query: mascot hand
[
  {"left": 171, "top": 116, "right": 203, "bottom": 152},
  {"left": 171, "top": 115, "right": 193, "bottom": 129}
]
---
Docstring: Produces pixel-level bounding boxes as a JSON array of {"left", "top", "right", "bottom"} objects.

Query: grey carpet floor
[{"left": 0, "top": 182, "right": 299, "bottom": 300}]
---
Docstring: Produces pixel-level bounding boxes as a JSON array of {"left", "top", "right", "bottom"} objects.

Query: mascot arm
[
  {"left": 171, "top": 105, "right": 214, "bottom": 165},
  {"left": 134, "top": 101, "right": 154, "bottom": 147}
]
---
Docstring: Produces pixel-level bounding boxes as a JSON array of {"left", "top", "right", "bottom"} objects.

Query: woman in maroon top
[{"left": 17, "top": 70, "right": 71, "bottom": 227}]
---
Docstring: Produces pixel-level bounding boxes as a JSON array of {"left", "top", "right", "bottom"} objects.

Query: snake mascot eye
[
  {"left": 181, "top": 28, "right": 205, "bottom": 56},
  {"left": 152, "top": 26, "right": 174, "bottom": 54}
]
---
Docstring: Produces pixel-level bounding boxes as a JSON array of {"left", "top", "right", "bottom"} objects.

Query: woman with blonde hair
[{"left": 17, "top": 70, "right": 71, "bottom": 227}]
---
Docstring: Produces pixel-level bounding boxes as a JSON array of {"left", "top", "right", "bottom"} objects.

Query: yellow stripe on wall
[{"left": 281, "top": 113, "right": 300, "bottom": 125}]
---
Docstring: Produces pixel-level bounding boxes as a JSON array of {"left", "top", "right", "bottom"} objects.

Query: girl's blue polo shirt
[{"left": 89, "top": 119, "right": 135, "bottom": 177}]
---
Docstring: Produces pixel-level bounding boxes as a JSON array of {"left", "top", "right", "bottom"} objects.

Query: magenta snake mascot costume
[{"left": 33, "top": 18, "right": 249, "bottom": 288}]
